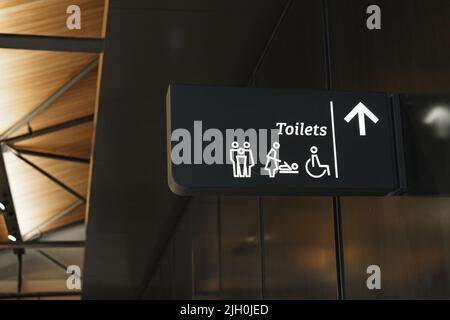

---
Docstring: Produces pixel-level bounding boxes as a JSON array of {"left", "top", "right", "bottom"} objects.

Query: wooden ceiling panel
[
  {"left": 22, "top": 155, "right": 89, "bottom": 195},
  {"left": 0, "top": 0, "right": 106, "bottom": 38},
  {"left": 0, "top": 215, "right": 9, "bottom": 241},
  {"left": 3, "top": 152, "right": 81, "bottom": 235},
  {"left": 40, "top": 204, "right": 86, "bottom": 233},
  {"left": 0, "top": 49, "right": 97, "bottom": 135},
  {"left": 14, "top": 122, "right": 94, "bottom": 159},
  {"left": 9, "top": 126, "right": 29, "bottom": 139},
  {"left": 30, "top": 68, "right": 98, "bottom": 131}
]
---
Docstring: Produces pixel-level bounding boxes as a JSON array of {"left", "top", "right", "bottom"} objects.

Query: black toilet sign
[{"left": 166, "top": 85, "right": 405, "bottom": 195}]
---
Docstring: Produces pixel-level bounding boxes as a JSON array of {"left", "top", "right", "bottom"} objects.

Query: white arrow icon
[{"left": 344, "top": 102, "right": 379, "bottom": 136}]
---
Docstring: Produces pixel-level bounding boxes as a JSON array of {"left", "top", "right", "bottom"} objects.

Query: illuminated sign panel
[{"left": 167, "top": 85, "right": 404, "bottom": 195}]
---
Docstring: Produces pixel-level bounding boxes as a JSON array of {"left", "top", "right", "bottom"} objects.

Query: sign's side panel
[{"left": 391, "top": 94, "right": 408, "bottom": 195}]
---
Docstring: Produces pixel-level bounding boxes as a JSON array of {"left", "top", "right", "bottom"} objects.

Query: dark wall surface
[
  {"left": 83, "top": 0, "right": 294, "bottom": 299},
  {"left": 84, "top": 0, "right": 450, "bottom": 299}
]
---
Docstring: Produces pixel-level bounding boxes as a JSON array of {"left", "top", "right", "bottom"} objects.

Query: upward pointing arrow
[{"left": 344, "top": 102, "right": 379, "bottom": 136}]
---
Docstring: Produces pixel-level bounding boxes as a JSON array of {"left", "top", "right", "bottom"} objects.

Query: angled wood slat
[
  {"left": 22, "top": 155, "right": 89, "bottom": 196},
  {"left": 30, "top": 69, "right": 97, "bottom": 131},
  {"left": 4, "top": 151, "right": 85, "bottom": 236},
  {"left": 41, "top": 204, "right": 86, "bottom": 233},
  {"left": 0, "top": 49, "right": 97, "bottom": 136},
  {"left": 0, "top": 216, "right": 9, "bottom": 241},
  {"left": 14, "top": 122, "right": 94, "bottom": 159}
]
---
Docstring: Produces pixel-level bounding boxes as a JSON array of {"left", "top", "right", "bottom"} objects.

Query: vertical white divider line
[{"left": 330, "top": 101, "right": 339, "bottom": 178}]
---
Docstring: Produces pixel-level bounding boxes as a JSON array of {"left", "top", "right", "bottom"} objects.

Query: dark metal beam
[
  {"left": 0, "top": 291, "right": 81, "bottom": 299},
  {"left": 8, "top": 146, "right": 86, "bottom": 202},
  {"left": 14, "top": 148, "right": 90, "bottom": 164},
  {"left": 38, "top": 250, "right": 68, "bottom": 272},
  {"left": 3, "top": 115, "right": 94, "bottom": 145},
  {"left": 0, "top": 33, "right": 103, "bottom": 53},
  {"left": 247, "top": 0, "right": 294, "bottom": 86},
  {"left": 0, "top": 241, "right": 85, "bottom": 249},
  {"left": 17, "top": 252, "right": 23, "bottom": 294}
]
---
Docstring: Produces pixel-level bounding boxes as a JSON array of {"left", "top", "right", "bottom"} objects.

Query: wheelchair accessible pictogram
[{"left": 305, "top": 146, "right": 330, "bottom": 179}]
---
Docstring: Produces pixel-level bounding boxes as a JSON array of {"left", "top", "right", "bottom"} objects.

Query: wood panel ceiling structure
[{"left": 0, "top": 0, "right": 107, "bottom": 249}]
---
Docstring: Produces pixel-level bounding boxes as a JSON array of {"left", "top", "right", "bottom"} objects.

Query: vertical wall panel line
[
  {"left": 217, "top": 196, "right": 224, "bottom": 298},
  {"left": 321, "top": 0, "right": 346, "bottom": 300},
  {"left": 258, "top": 197, "right": 266, "bottom": 299}
]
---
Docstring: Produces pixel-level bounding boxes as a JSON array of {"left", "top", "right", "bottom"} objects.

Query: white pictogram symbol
[
  {"left": 230, "top": 141, "right": 255, "bottom": 178},
  {"left": 263, "top": 142, "right": 298, "bottom": 177},
  {"left": 344, "top": 102, "right": 379, "bottom": 136},
  {"left": 279, "top": 161, "right": 299, "bottom": 174},
  {"left": 264, "top": 142, "right": 282, "bottom": 178},
  {"left": 305, "top": 146, "right": 330, "bottom": 179}
]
